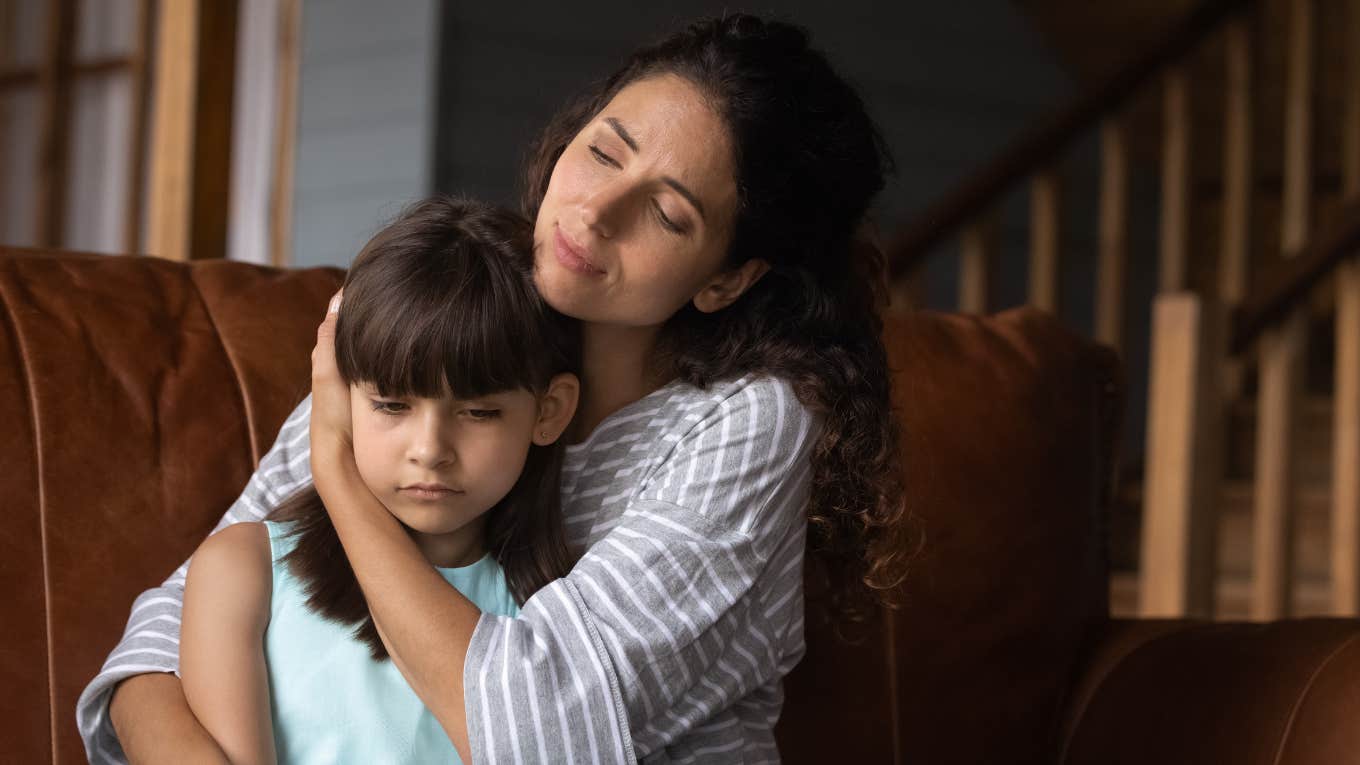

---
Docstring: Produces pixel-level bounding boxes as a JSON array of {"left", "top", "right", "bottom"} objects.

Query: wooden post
[
  {"left": 958, "top": 215, "right": 995, "bottom": 314},
  {"left": 269, "top": 0, "right": 302, "bottom": 267},
  {"left": 1253, "top": 0, "right": 1314, "bottom": 621},
  {"left": 1029, "top": 170, "right": 1061, "bottom": 313},
  {"left": 1096, "top": 119, "right": 1128, "bottom": 351},
  {"left": 1220, "top": 18, "right": 1253, "bottom": 397},
  {"left": 1140, "top": 293, "right": 1226, "bottom": 618},
  {"left": 146, "top": 0, "right": 239, "bottom": 261},
  {"left": 35, "top": 0, "right": 77, "bottom": 248},
  {"left": 1159, "top": 66, "right": 1191, "bottom": 293},
  {"left": 1332, "top": 0, "right": 1360, "bottom": 615}
]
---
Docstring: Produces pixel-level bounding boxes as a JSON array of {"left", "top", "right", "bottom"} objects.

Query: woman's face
[{"left": 532, "top": 74, "right": 741, "bottom": 328}]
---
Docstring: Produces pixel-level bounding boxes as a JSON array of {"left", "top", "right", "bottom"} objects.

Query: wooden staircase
[{"left": 886, "top": 0, "right": 1360, "bottom": 622}]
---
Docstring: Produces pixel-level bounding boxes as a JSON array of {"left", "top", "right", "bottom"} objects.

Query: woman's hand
[{"left": 310, "top": 290, "right": 352, "bottom": 457}]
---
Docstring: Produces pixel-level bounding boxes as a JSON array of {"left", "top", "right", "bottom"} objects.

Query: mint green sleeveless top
[{"left": 262, "top": 520, "right": 519, "bottom": 765}]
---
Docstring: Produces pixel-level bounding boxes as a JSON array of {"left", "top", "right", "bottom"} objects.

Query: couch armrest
[{"left": 1058, "top": 617, "right": 1360, "bottom": 764}]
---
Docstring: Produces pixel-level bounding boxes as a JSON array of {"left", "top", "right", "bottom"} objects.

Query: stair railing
[{"left": 885, "top": 0, "right": 1360, "bottom": 620}]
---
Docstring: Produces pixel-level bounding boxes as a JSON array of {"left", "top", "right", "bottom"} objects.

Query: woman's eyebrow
[{"left": 605, "top": 116, "right": 707, "bottom": 221}]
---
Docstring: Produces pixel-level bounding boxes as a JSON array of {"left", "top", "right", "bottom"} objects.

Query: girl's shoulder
[{"left": 185, "top": 522, "right": 273, "bottom": 606}]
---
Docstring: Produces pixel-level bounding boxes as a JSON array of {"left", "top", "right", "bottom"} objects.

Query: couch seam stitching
[
  {"left": 1271, "top": 631, "right": 1360, "bottom": 765},
  {"left": 187, "top": 268, "right": 262, "bottom": 465},
  {"left": 0, "top": 272, "right": 57, "bottom": 763},
  {"left": 1056, "top": 624, "right": 1198, "bottom": 764}
]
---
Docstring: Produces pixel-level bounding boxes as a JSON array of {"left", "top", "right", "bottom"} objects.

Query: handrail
[
  {"left": 884, "top": 0, "right": 1256, "bottom": 281},
  {"left": 1231, "top": 197, "right": 1360, "bottom": 355}
]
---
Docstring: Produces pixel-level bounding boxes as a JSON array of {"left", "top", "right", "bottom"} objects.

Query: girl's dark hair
[
  {"left": 522, "top": 14, "right": 913, "bottom": 625},
  {"left": 270, "top": 196, "right": 579, "bottom": 660}
]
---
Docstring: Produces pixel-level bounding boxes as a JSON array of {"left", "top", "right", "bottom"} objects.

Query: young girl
[{"left": 178, "top": 196, "right": 581, "bottom": 764}]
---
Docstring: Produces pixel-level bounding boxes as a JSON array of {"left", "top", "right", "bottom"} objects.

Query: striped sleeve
[
  {"left": 465, "top": 378, "right": 816, "bottom": 764},
  {"left": 75, "top": 396, "right": 316, "bottom": 765}
]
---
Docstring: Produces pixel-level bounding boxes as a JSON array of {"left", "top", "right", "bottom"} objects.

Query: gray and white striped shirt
[{"left": 77, "top": 374, "right": 814, "bottom": 764}]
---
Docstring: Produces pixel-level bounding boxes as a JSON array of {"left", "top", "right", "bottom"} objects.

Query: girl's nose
[{"left": 407, "top": 417, "right": 455, "bottom": 468}]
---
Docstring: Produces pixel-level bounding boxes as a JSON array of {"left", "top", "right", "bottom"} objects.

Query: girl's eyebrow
[{"left": 604, "top": 116, "right": 707, "bottom": 222}]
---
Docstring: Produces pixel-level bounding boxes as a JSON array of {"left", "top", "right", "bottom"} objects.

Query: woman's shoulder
[{"left": 674, "top": 374, "right": 816, "bottom": 439}]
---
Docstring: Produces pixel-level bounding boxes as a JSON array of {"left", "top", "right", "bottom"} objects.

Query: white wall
[{"left": 288, "top": 0, "right": 438, "bottom": 268}]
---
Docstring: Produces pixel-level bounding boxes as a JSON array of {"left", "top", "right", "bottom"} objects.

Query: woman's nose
[{"left": 581, "top": 180, "right": 631, "bottom": 239}]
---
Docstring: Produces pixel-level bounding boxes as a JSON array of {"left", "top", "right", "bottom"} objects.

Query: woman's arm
[
  {"left": 309, "top": 440, "right": 480, "bottom": 762},
  {"left": 181, "top": 522, "right": 277, "bottom": 765},
  {"left": 76, "top": 397, "right": 315, "bottom": 765}
]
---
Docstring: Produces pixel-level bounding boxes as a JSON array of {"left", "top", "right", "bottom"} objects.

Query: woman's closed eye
[
  {"left": 464, "top": 408, "right": 501, "bottom": 421},
  {"left": 588, "top": 144, "right": 620, "bottom": 169}
]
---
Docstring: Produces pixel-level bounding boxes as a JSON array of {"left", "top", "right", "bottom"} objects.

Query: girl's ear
[{"left": 532, "top": 373, "right": 581, "bottom": 446}]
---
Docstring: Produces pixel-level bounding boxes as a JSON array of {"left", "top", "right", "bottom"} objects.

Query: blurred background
[{"left": 4, "top": 0, "right": 1360, "bottom": 622}]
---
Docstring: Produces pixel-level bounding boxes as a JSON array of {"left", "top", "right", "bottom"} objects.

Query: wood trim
[
  {"left": 0, "top": 56, "right": 132, "bottom": 91},
  {"left": 124, "top": 0, "right": 154, "bottom": 255},
  {"left": 34, "top": 0, "right": 76, "bottom": 248},
  {"left": 146, "top": 0, "right": 238, "bottom": 261},
  {"left": 1029, "top": 170, "right": 1061, "bottom": 312},
  {"left": 269, "top": 0, "right": 301, "bottom": 268},
  {"left": 885, "top": 0, "right": 1256, "bottom": 280},
  {"left": 1139, "top": 293, "right": 1225, "bottom": 618},
  {"left": 1095, "top": 120, "right": 1128, "bottom": 350},
  {"left": 1159, "top": 67, "right": 1191, "bottom": 293}
]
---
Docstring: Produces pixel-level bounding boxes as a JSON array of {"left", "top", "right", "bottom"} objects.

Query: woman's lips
[{"left": 553, "top": 226, "right": 605, "bottom": 276}]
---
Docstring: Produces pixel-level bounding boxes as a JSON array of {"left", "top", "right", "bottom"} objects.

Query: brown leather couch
[{"left": 4, "top": 247, "right": 1359, "bottom": 764}]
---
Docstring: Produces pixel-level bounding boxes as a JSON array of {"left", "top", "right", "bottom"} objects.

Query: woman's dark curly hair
[{"left": 522, "top": 14, "right": 915, "bottom": 624}]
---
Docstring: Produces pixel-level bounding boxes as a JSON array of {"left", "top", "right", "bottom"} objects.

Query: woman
[{"left": 79, "top": 14, "right": 910, "bottom": 764}]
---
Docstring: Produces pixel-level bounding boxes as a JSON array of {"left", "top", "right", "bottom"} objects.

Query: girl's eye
[
  {"left": 466, "top": 409, "right": 501, "bottom": 420},
  {"left": 651, "top": 200, "right": 685, "bottom": 234},
  {"left": 370, "top": 400, "right": 408, "bottom": 415},
  {"left": 588, "top": 144, "right": 620, "bottom": 169}
]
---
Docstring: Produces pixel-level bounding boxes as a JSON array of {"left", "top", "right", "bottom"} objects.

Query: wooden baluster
[
  {"left": 1140, "top": 293, "right": 1226, "bottom": 618},
  {"left": 1160, "top": 66, "right": 1191, "bottom": 293},
  {"left": 1096, "top": 120, "right": 1128, "bottom": 351},
  {"left": 1029, "top": 170, "right": 1061, "bottom": 312},
  {"left": 1220, "top": 19, "right": 1253, "bottom": 397},
  {"left": 958, "top": 215, "right": 995, "bottom": 314},
  {"left": 1332, "top": 0, "right": 1360, "bottom": 615},
  {"left": 1253, "top": 0, "right": 1314, "bottom": 621}
]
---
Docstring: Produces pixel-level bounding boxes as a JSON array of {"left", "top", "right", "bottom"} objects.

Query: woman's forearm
[
  {"left": 310, "top": 438, "right": 481, "bottom": 760},
  {"left": 111, "top": 673, "right": 230, "bottom": 765}
]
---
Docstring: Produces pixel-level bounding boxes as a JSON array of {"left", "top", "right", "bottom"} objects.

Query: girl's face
[
  {"left": 532, "top": 74, "right": 749, "bottom": 328},
  {"left": 348, "top": 379, "right": 575, "bottom": 567}
]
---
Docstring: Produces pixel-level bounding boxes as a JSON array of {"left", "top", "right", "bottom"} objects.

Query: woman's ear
[
  {"left": 532, "top": 373, "right": 581, "bottom": 446},
  {"left": 693, "top": 259, "right": 770, "bottom": 314}
]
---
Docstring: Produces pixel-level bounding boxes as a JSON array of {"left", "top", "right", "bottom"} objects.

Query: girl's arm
[{"left": 181, "top": 522, "right": 278, "bottom": 765}]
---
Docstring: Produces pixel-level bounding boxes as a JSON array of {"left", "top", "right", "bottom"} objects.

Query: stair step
[
  {"left": 1225, "top": 395, "right": 1335, "bottom": 485},
  {"left": 1109, "top": 572, "right": 1334, "bottom": 620}
]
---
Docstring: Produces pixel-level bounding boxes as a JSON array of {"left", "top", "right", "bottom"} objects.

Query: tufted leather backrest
[{"left": 0, "top": 248, "right": 1122, "bottom": 764}]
